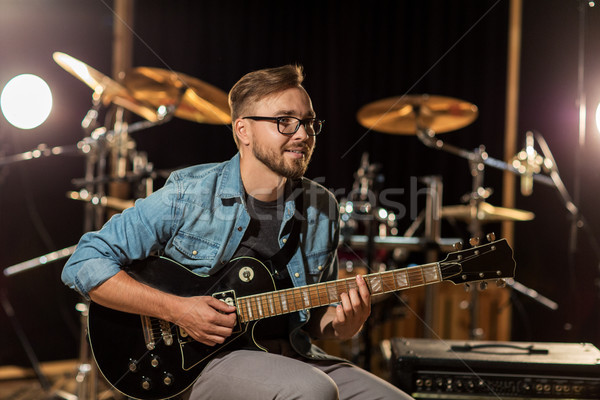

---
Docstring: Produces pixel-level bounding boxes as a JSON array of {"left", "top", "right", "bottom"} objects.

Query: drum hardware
[
  {"left": 0, "top": 142, "right": 83, "bottom": 167},
  {"left": 49, "top": 52, "right": 235, "bottom": 399},
  {"left": 67, "top": 190, "right": 135, "bottom": 211},
  {"left": 414, "top": 124, "right": 559, "bottom": 337},
  {"left": 356, "top": 94, "right": 562, "bottom": 340}
]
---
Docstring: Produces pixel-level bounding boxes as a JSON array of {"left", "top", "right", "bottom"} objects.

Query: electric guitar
[{"left": 87, "top": 238, "right": 515, "bottom": 400}]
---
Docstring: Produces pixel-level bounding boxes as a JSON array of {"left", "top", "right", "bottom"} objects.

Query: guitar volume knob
[
  {"left": 150, "top": 354, "right": 160, "bottom": 368},
  {"left": 141, "top": 377, "right": 152, "bottom": 391},
  {"left": 163, "top": 372, "right": 174, "bottom": 386},
  {"left": 128, "top": 359, "right": 138, "bottom": 372}
]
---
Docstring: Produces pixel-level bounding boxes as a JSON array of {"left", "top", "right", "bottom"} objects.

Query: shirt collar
[{"left": 216, "top": 152, "right": 245, "bottom": 199}]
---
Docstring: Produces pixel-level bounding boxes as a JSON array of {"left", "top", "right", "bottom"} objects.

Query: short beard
[{"left": 252, "top": 142, "right": 313, "bottom": 180}]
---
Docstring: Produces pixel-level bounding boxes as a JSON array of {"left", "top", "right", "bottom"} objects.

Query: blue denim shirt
[{"left": 62, "top": 153, "right": 340, "bottom": 358}]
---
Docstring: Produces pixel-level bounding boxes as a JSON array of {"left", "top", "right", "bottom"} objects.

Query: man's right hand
[
  {"left": 89, "top": 271, "right": 237, "bottom": 347},
  {"left": 173, "top": 296, "right": 237, "bottom": 346}
]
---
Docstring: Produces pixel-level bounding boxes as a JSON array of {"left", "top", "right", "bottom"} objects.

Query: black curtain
[{"left": 1, "top": 0, "right": 599, "bottom": 366}]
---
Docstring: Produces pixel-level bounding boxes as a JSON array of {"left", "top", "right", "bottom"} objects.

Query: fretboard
[{"left": 236, "top": 262, "right": 441, "bottom": 323}]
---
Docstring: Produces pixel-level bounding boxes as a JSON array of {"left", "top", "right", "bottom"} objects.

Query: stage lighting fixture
[{"left": 1, "top": 74, "right": 53, "bottom": 130}]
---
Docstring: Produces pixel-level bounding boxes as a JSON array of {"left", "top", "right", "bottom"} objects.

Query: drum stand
[
  {"left": 1, "top": 101, "right": 171, "bottom": 399},
  {"left": 64, "top": 103, "right": 170, "bottom": 400},
  {"left": 415, "top": 126, "right": 561, "bottom": 338}
]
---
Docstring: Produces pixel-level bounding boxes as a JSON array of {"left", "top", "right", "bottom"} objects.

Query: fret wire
[
  {"left": 271, "top": 291, "right": 282, "bottom": 315},
  {"left": 249, "top": 297, "right": 258, "bottom": 321},
  {"left": 290, "top": 287, "right": 300, "bottom": 312},
  {"left": 263, "top": 293, "right": 272, "bottom": 316},
  {"left": 258, "top": 294, "right": 268, "bottom": 318},
  {"left": 272, "top": 291, "right": 281, "bottom": 315},
  {"left": 326, "top": 281, "right": 338, "bottom": 303},
  {"left": 236, "top": 263, "right": 446, "bottom": 323},
  {"left": 265, "top": 292, "right": 274, "bottom": 316},
  {"left": 381, "top": 273, "right": 395, "bottom": 293},
  {"left": 309, "top": 284, "right": 322, "bottom": 308},
  {"left": 321, "top": 281, "right": 332, "bottom": 304},
  {"left": 315, "top": 282, "right": 326, "bottom": 306},
  {"left": 253, "top": 296, "right": 262, "bottom": 319},
  {"left": 279, "top": 290, "right": 288, "bottom": 314}
]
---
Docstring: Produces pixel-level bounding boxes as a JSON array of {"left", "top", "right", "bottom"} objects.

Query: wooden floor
[{"left": 0, "top": 360, "right": 123, "bottom": 400}]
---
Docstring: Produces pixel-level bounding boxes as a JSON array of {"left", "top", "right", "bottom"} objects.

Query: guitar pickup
[
  {"left": 213, "top": 290, "right": 242, "bottom": 333},
  {"left": 213, "top": 290, "right": 236, "bottom": 307}
]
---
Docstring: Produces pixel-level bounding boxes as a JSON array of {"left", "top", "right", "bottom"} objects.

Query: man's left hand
[{"left": 331, "top": 274, "right": 371, "bottom": 340}]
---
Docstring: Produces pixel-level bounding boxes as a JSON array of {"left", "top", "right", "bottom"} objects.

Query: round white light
[{"left": 1, "top": 74, "right": 53, "bottom": 130}]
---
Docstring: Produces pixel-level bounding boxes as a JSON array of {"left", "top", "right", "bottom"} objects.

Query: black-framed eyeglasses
[{"left": 242, "top": 116, "right": 324, "bottom": 136}]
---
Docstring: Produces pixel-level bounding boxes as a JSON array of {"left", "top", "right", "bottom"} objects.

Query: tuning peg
[
  {"left": 486, "top": 232, "right": 496, "bottom": 242},
  {"left": 469, "top": 237, "right": 480, "bottom": 246},
  {"left": 496, "top": 279, "right": 506, "bottom": 288},
  {"left": 463, "top": 283, "right": 471, "bottom": 292},
  {"left": 478, "top": 281, "right": 488, "bottom": 291},
  {"left": 453, "top": 241, "right": 463, "bottom": 251}
]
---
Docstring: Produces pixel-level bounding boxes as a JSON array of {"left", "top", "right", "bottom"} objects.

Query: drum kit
[{"left": 0, "top": 53, "right": 557, "bottom": 397}]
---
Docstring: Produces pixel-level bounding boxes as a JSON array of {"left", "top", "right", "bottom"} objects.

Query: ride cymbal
[
  {"left": 52, "top": 52, "right": 160, "bottom": 122},
  {"left": 123, "top": 67, "right": 231, "bottom": 125},
  {"left": 442, "top": 202, "right": 534, "bottom": 223},
  {"left": 357, "top": 94, "right": 478, "bottom": 134}
]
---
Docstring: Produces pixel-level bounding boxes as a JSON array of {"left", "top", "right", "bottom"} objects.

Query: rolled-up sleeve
[{"left": 61, "top": 180, "right": 179, "bottom": 299}]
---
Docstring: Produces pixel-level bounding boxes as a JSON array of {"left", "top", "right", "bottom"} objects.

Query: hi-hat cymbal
[
  {"left": 357, "top": 94, "right": 478, "bottom": 134},
  {"left": 442, "top": 202, "right": 534, "bottom": 223},
  {"left": 123, "top": 67, "right": 231, "bottom": 125},
  {"left": 52, "top": 52, "right": 159, "bottom": 122}
]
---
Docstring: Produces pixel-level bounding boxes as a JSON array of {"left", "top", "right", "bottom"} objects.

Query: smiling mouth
[{"left": 285, "top": 149, "right": 306, "bottom": 156}]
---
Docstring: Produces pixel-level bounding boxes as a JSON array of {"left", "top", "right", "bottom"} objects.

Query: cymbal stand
[
  {"left": 347, "top": 152, "right": 383, "bottom": 371},
  {"left": 66, "top": 102, "right": 173, "bottom": 400},
  {"left": 464, "top": 145, "right": 487, "bottom": 339},
  {"left": 415, "top": 127, "right": 562, "bottom": 332}
]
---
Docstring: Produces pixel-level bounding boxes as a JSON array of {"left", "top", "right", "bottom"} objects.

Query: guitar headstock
[{"left": 440, "top": 233, "right": 516, "bottom": 287}]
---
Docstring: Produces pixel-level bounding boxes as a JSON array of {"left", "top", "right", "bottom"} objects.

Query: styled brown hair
[{"left": 228, "top": 65, "right": 305, "bottom": 146}]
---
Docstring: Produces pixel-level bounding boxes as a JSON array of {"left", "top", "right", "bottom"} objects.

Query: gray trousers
[{"left": 186, "top": 340, "right": 413, "bottom": 400}]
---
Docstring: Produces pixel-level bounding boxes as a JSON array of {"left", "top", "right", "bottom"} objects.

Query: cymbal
[
  {"left": 356, "top": 94, "right": 478, "bottom": 134},
  {"left": 52, "top": 52, "right": 160, "bottom": 122},
  {"left": 123, "top": 67, "right": 231, "bottom": 125},
  {"left": 442, "top": 202, "right": 534, "bottom": 223}
]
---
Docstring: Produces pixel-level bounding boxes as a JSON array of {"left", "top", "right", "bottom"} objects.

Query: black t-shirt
[{"left": 232, "top": 193, "right": 294, "bottom": 341}]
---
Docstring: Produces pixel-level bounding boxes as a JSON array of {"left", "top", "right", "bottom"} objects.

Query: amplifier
[{"left": 388, "top": 338, "right": 600, "bottom": 399}]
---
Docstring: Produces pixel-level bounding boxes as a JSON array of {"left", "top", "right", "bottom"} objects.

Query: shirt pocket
[
  {"left": 172, "top": 230, "right": 220, "bottom": 266},
  {"left": 305, "top": 250, "right": 333, "bottom": 284}
]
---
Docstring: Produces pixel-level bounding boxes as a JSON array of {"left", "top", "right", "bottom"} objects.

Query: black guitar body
[
  {"left": 86, "top": 239, "right": 515, "bottom": 400},
  {"left": 88, "top": 256, "right": 275, "bottom": 400}
]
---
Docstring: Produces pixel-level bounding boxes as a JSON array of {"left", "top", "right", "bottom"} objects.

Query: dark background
[{"left": 0, "top": 0, "right": 599, "bottom": 366}]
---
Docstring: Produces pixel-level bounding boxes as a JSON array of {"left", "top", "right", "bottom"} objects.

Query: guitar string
[
  {"left": 238, "top": 248, "right": 498, "bottom": 322},
  {"left": 148, "top": 247, "right": 496, "bottom": 327}
]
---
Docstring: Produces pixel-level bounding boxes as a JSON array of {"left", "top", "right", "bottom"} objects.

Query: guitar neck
[{"left": 236, "top": 262, "right": 441, "bottom": 323}]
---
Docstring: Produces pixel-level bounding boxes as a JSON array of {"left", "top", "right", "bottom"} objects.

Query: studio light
[{"left": 1, "top": 74, "right": 53, "bottom": 130}]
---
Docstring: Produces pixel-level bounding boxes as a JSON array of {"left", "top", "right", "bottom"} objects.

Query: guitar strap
[{"left": 264, "top": 184, "right": 304, "bottom": 278}]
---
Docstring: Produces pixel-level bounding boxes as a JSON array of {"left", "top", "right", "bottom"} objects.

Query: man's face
[{"left": 246, "top": 87, "right": 316, "bottom": 180}]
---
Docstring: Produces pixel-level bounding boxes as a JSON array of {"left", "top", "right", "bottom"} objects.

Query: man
[{"left": 62, "top": 65, "right": 412, "bottom": 399}]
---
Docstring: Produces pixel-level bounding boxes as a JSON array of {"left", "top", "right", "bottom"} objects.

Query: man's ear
[{"left": 234, "top": 118, "right": 251, "bottom": 147}]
